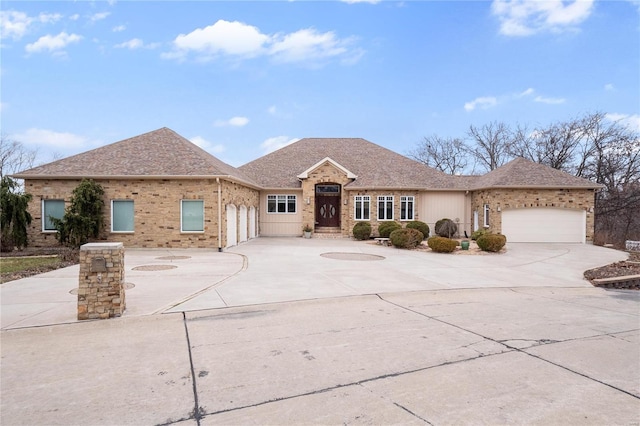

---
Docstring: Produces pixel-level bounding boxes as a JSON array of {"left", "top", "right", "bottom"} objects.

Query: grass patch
[{"left": 1, "top": 256, "right": 61, "bottom": 274}]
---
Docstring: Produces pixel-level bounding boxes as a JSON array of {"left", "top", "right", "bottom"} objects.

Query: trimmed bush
[
  {"left": 476, "top": 233, "right": 507, "bottom": 252},
  {"left": 435, "top": 218, "right": 458, "bottom": 238},
  {"left": 427, "top": 236, "right": 457, "bottom": 253},
  {"left": 389, "top": 228, "right": 424, "bottom": 249},
  {"left": 405, "top": 221, "right": 429, "bottom": 239},
  {"left": 353, "top": 222, "right": 372, "bottom": 240},
  {"left": 471, "top": 228, "right": 488, "bottom": 241},
  {"left": 378, "top": 221, "right": 402, "bottom": 238}
]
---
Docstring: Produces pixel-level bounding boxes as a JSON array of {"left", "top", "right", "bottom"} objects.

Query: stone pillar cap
[{"left": 80, "top": 242, "right": 124, "bottom": 250}]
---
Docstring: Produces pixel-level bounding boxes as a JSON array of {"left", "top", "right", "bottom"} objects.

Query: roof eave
[{"left": 13, "top": 174, "right": 264, "bottom": 191}]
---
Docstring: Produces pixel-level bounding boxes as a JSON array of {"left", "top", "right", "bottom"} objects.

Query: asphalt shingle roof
[
  {"left": 14, "top": 127, "right": 258, "bottom": 186},
  {"left": 13, "top": 129, "right": 601, "bottom": 191},
  {"left": 472, "top": 157, "right": 601, "bottom": 189},
  {"left": 239, "top": 137, "right": 455, "bottom": 189}
]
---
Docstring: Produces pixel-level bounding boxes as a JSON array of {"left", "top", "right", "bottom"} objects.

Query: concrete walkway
[{"left": 1, "top": 239, "right": 638, "bottom": 425}]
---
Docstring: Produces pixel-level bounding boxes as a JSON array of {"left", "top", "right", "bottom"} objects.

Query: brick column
[{"left": 78, "top": 243, "right": 125, "bottom": 320}]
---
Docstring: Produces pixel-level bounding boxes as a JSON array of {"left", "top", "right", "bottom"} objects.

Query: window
[
  {"left": 181, "top": 200, "right": 204, "bottom": 232},
  {"left": 42, "top": 199, "right": 65, "bottom": 231},
  {"left": 112, "top": 200, "right": 134, "bottom": 232},
  {"left": 354, "top": 195, "right": 370, "bottom": 220},
  {"left": 400, "top": 196, "right": 415, "bottom": 221},
  {"left": 483, "top": 204, "right": 490, "bottom": 228},
  {"left": 377, "top": 196, "right": 394, "bottom": 221},
  {"left": 267, "top": 195, "right": 296, "bottom": 214}
]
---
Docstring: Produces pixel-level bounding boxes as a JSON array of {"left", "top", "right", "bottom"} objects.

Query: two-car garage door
[{"left": 501, "top": 208, "right": 586, "bottom": 243}]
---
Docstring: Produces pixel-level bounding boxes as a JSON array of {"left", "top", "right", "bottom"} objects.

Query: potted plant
[{"left": 303, "top": 224, "right": 313, "bottom": 239}]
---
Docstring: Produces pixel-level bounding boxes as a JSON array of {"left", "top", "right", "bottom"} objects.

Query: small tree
[
  {"left": 52, "top": 179, "right": 105, "bottom": 247},
  {"left": 0, "top": 176, "right": 33, "bottom": 251}
]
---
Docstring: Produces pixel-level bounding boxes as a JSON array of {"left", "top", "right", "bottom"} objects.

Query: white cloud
[
  {"left": 25, "top": 32, "right": 82, "bottom": 55},
  {"left": 260, "top": 136, "right": 300, "bottom": 154},
  {"left": 604, "top": 83, "right": 615, "bottom": 91},
  {"left": 115, "top": 38, "right": 143, "bottom": 49},
  {"left": 190, "top": 136, "right": 225, "bottom": 154},
  {"left": 69, "top": 14, "right": 80, "bottom": 21},
  {"left": 464, "top": 96, "right": 498, "bottom": 111},
  {"left": 341, "top": 0, "right": 381, "bottom": 3},
  {"left": 89, "top": 12, "right": 110, "bottom": 22},
  {"left": 491, "top": 0, "right": 594, "bottom": 36},
  {"left": 267, "top": 105, "right": 277, "bottom": 115},
  {"left": 169, "top": 20, "right": 269, "bottom": 61},
  {"left": 14, "top": 128, "right": 89, "bottom": 149},
  {"left": 112, "top": 24, "right": 126, "bottom": 32},
  {"left": 518, "top": 87, "right": 535, "bottom": 97},
  {"left": 606, "top": 113, "right": 640, "bottom": 132},
  {"left": 534, "top": 95, "right": 565, "bottom": 104},
  {"left": 163, "top": 19, "right": 362, "bottom": 66},
  {"left": 0, "top": 11, "right": 61, "bottom": 40},
  {"left": 269, "top": 28, "right": 353, "bottom": 64},
  {"left": 213, "top": 116, "right": 250, "bottom": 127}
]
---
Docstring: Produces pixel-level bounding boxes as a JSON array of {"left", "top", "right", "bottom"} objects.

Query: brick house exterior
[{"left": 13, "top": 128, "right": 600, "bottom": 247}]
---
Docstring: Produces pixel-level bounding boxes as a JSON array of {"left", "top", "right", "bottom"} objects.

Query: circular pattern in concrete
[
  {"left": 155, "top": 256, "right": 191, "bottom": 261},
  {"left": 69, "top": 282, "right": 135, "bottom": 295},
  {"left": 132, "top": 265, "right": 178, "bottom": 271},
  {"left": 320, "top": 252, "right": 385, "bottom": 261}
]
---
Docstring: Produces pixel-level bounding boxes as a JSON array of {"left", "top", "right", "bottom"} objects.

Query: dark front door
[{"left": 315, "top": 184, "right": 341, "bottom": 227}]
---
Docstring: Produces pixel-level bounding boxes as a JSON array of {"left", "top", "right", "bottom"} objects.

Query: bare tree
[
  {"left": 466, "top": 121, "right": 514, "bottom": 171},
  {"left": 0, "top": 134, "right": 37, "bottom": 179},
  {"left": 408, "top": 135, "right": 469, "bottom": 174}
]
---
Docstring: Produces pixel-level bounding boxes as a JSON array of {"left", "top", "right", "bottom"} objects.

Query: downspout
[{"left": 217, "top": 178, "right": 223, "bottom": 252}]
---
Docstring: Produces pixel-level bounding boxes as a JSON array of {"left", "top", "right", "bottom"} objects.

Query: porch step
[{"left": 313, "top": 227, "right": 347, "bottom": 239}]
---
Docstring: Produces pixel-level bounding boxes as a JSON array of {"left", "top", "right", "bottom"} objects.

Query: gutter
[
  {"left": 11, "top": 174, "right": 264, "bottom": 191},
  {"left": 217, "top": 178, "right": 222, "bottom": 252}
]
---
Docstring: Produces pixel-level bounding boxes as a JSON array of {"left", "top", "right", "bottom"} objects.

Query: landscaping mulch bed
[{"left": 583, "top": 251, "right": 640, "bottom": 289}]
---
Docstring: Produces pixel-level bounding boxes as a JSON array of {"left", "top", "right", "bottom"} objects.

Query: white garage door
[
  {"left": 226, "top": 204, "right": 237, "bottom": 248},
  {"left": 502, "top": 208, "right": 585, "bottom": 243}
]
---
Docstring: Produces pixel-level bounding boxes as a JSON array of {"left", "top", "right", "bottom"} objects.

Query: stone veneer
[
  {"left": 24, "top": 178, "right": 259, "bottom": 249},
  {"left": 299, "top": 162, "right": 423, "bottom": 237},
  {"left": 471, "top": 188, "right": 596, "bottom": 241},
  {"left": 78, "top": 242, "right": 125, "bottom": 320}
]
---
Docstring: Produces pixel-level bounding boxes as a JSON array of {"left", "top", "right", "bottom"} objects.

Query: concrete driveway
[{"left": 1, "top": 239, "right": 639, "bottom": 425}]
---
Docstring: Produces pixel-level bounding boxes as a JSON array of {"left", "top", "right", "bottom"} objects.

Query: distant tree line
[{"left": 409, "top": 112, "right": 640, "bottom": 247}]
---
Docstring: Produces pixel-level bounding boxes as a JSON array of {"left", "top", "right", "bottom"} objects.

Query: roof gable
[
  {"left": 14, "top": 127, "right": 257, "bottom": 186},
  {"left": 239, "top": 137, "right": 455, "bottom": 189},
  {"left": 473, "top": 157, "right": 601, "bottom": 189},
  {"left": 297, "top": 157, "right": 357, "bottom": 180}
]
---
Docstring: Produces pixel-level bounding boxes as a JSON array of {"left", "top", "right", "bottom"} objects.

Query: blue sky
[{"left": 1, "top": 0, "right": 639, "bottom": 168}]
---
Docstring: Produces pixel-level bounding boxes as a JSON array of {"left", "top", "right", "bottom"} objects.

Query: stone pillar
[{"left": 78, "top": 242, "right": 125, "bottom": 320}]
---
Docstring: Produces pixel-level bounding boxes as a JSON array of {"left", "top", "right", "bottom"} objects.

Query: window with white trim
[
  {"left": 267, "top": 195, "right": 296, "bottom": 214},
  {"left": 111, "top": 200, "right": 134, "bottom": 233},
  {"left": 377, "top": 196, "right": 394, "bottom": 221},
  {"left": 42, "top": 199, "right": 65, "bottom": 232},
  {"left": 483, "top": 204, "right": 490, "bottom": 228},
  {"left": 400, "top": 196, "right": 415, "bottom": 221},
  {"left": 354, "top": 195, "right": 370, "bottom": 220},
  {"left": 181, "top": 200, "right": 204, "bottom": 232}
]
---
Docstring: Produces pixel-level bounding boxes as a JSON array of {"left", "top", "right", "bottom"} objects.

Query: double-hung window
[
  {"left": 483, "top": 204, "right": 490, "bottom": 227},
  {"left": 42, "top": 199, "right": 65, "bottom": 232},
  {"left": 267, "top": 195, "right": 296, "bottom": 214},
  {"left": 354, "top": 195, "right": 370, "bottom": 220},
  {"left": 400, "top": 196, "right": 415, "bottom": 221},
  {"left": 181, "top": 200, "right": 204, "bottom": 232},
  {"left": 377, "top": 196, "right": 394, "bottom": 221},
  {"left": 112, "top": 200, "right": 134, "bottom": 233}
]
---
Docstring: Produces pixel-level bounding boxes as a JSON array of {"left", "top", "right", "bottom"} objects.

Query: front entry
[{"left": 315, "top": 184, "right": 341, "bottom": 228}]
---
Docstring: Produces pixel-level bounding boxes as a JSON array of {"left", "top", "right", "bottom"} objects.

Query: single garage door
[{"left": 501, "top": 208, "right": 585, "bottom": 243}]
